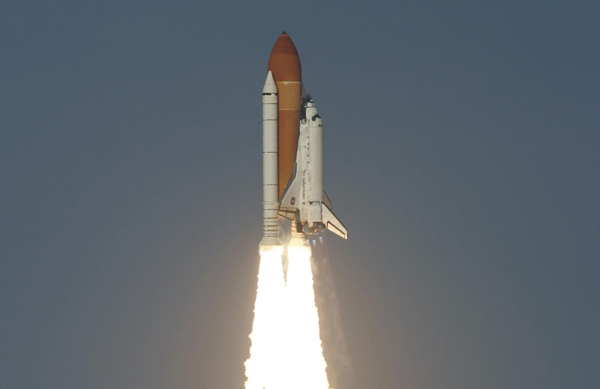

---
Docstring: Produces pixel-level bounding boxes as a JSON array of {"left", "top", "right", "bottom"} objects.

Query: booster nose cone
[{"left": 262, "top": 70, "right": 277, "bottom": 94}]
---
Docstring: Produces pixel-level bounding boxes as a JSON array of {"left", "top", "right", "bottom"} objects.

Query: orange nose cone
[
  {"left": 268, "top": 32, "right": 302, "bottom": 82},
  {"left": 268, "top": 32, "right": 302, "bottom": 198}
]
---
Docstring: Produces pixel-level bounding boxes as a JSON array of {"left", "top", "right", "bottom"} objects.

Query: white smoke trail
[
  {"left": 245, "top": 246, "right": 287, "bottom": 389},
  {"left": 285, "top": 245, "right": 330, "bottom": 389},
  {"left": 245, "top": 244, "right": 331, "bottom": 389},
  {"left": 312, "top": 240, "right": 352, "bottom": 388}
]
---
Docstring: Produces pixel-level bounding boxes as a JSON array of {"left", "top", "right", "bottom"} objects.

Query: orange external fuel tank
[{"left": 267, "top": 32, "right": 302, "bottom": 198}]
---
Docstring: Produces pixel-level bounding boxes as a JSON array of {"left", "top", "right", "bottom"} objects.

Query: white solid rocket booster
[{"left": 260, "top": 71, "right": 281, "bottom": 247}]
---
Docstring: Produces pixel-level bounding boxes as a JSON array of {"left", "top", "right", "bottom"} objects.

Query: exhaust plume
[{"left": 245, "top": 246, "right": 287, "bottom": 389}]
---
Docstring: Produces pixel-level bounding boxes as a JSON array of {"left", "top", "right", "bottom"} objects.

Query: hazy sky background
[{"left": 2, "top": 1, "right": 598, "bottom": 388}]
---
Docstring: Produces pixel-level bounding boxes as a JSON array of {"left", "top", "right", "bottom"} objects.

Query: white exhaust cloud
[{"left": 245, "top": 245, "right": 330, "bottom": 389}]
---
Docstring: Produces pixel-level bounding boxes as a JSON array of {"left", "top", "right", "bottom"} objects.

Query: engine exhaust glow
[
  {"left": 245, "top": 245, "right": 330, "bottom": 389},
  {"left": 245, "top": 246, "right": 287, "bottom": 389}
]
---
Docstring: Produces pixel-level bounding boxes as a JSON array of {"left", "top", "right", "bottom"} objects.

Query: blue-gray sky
[{"left": 2, "top": 1, "right": 598, "bottom": 388}]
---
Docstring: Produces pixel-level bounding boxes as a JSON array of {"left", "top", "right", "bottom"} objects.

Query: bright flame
[
  {"left": 245, "top": 246, "right": 287, "bottom": 389},
  {"left": 285, "top": 245, "right": 330, "bottom": 389},
  {"left": 245, "top": 244, "right": 330, "bottom": 389}
]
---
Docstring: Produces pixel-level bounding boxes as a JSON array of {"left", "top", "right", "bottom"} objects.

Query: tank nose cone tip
[{"left": 282, "top": 31, "right": 287, "bottom": 35}]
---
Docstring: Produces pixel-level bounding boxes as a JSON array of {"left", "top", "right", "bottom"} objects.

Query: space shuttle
[{"left": 260, "top": 32, "right": 347, "bottom": 247}]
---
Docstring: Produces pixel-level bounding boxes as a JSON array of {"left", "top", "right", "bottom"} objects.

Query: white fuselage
[{"left": 279, "top": 95, "right": 347, "bottom": 240}]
